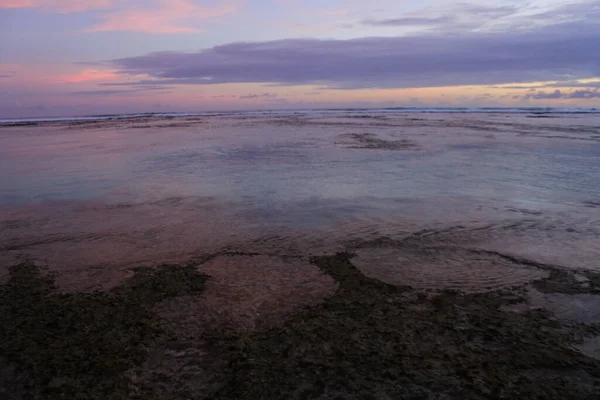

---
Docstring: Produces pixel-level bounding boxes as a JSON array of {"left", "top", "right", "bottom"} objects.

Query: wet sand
[{"left": 1, "top": 112, "right": 600, "bottom": 398}]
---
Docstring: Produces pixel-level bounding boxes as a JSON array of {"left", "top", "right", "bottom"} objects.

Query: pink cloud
[
  {"left": 51, "top": 68, "right": 119, "bottom": 83},
  {"left": 1, "top": 0, "right": 235, "bottom": 34},
  {"left": 87, "top": 0, "right": 236, "bottom": 34},
  {"left": 0, "top": 0, "right": 113, "bottom": 13}
]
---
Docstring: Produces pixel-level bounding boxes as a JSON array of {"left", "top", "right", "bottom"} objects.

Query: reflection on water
[
  {"left": 0, "top": 112, "right": 599, "bottom": 290},
  {"left": 352, "top": 247, "right": 549, "bottom": 292}
]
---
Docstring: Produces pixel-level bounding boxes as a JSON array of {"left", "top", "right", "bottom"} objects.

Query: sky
[{"left": 1, "top": 0, "right": 600, "bottom": 117}]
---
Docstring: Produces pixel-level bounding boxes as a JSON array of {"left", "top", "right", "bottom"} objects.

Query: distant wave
[
  {"left": 0, "top": 113, "right": 207, "bottom": 125},
  {"left": 380, "top": 107, "right": 599, "bottom": 114},
  {"left": 1, "top": 107, "right": 599, "bottom": 124}
]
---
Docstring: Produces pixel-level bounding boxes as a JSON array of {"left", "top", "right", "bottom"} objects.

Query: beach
[{"left": 1, "top": 111, "right": 600, "bottom": 398}]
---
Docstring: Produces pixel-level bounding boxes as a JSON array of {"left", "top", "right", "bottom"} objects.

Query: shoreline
[{"left": 2, "top": 107, "right": 600, "bottom": 126}]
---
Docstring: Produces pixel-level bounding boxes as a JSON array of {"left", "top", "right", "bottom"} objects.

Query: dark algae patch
[
  {"left": 2, "top": 253, "right": 600, "bottom": 399},
  {"left": 0, "top": 263, "right": 207, "bottom": 399},
  {"left": 338, "top": 133, "right": 420, "bottom": 150},
  {"left": 214, "top": 253, "right": 600, "bottom": 400}
]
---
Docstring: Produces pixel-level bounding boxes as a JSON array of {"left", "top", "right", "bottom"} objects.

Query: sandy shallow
[{"left": 193, "top": 254, "right": 337, "bottom": 331}]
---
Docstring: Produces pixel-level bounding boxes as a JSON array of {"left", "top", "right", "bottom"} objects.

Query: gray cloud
[
  {"left": 499, "top": 0, "right": 600, "bottom": 32},
  {"left": 361, "top": 3, "right": 517, "bottom": 28},
  {"left": 108, "top": 1, "right": 600, "bottom": 90},
  {"left": 456, "top": 3, "right": 518, "bottom": 17},
  {"left": 525, "top": 90, "right": 564, "bottom": 99},
  {"left": 362, "top": 16, "right": 456, "bottom": 27},
  {"left": 239, "top": 92, "right": 277, "bottom": 99},
  {"left": 523, "top": 89, "right": 600, "bottom": 99},
  {"left": 494, "top": 85, "right": 546, "bottom": 89},
  {"left": 0, "top": 71, "right": 16, "bottom": 78},
  {"left": 263, "top": 97, "right": 289, "bottom": 103},
  {"left": 70, "top": 86, "right": 170, "bottom": 96}
]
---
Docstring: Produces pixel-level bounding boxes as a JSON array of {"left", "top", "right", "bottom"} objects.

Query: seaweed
[{"left": 0, "top": 263, "right": 207, "bottom": 399}]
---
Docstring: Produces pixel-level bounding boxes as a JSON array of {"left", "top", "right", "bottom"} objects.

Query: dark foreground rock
[{"left": 1, "top": 252, "right": 600, "bottom": 399}]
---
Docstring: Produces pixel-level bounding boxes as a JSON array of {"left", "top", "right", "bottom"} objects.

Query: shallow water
[{"left": 1, "top": 112, "right": 599, "bottom": 290}]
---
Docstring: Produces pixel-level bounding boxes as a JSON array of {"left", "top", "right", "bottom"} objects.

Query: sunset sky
[{"left": 1, "top": 0, "right": 599, "bottom": 117}]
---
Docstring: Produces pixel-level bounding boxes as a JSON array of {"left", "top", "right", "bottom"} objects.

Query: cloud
[
  {"left": 100, "top": 78, "right": 214, "bottom": 86},
  {"left": 1, "top": 0, "right": 235, "bottom": 33},
  {"left": 86, "top": 0, "right": 236, "bottom": 34},
  {"left": 361, "top": 3, "right": 518, "bottom": 30},
  {"left": 70, "top": 86, "right": 170, "bottom": 96},
  {"left": 108, "top": 2, "right": 600, "bottom": 90},
  {"left": 457, "top": 3, "right": 518, "bottom": 17},
  {"left": 362, "top": 16, "right": 456, "bottom": 27},
  {"left": 524, "top": 90, "right": 564, "bottom": 100},
  {"left": 544, "top": 81, "right": 600, "bottom": 88},
  {"left": 52, "top": 69, "right": 119, "bottom": 83},
  {"left": 239, "top": 92, "right": 277, "bottom": 99},
  {"left": 0, "top": 0, "right": 112, "bottom": 13},
  {"left": 523, "top": 89, "right": 600, "bottom": 100},
  {"left": 569, "top": 89, "right": 600, "bottom": 99},
  {"left": 494, "top": 79, "right": 600, "bottom": 90}
]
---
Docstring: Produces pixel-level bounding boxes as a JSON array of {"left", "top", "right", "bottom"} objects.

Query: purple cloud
[
  {"left": 107, "top": 2, "right": 600, "bottom": 90},
  {"left": 523, "top": 89, "right": 600, "bottom": 100},
  {"left": 524, "top": 90, "right": 564, "bottom": 100},
  {"left": 569, "top": 89, "right": 600, "bottom": 99}
]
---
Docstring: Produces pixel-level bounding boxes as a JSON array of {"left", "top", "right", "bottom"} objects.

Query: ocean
[
  {"left": 1, "top": 110, "right": 599, "bottom": 293},
  {"left": 3, "top": 109, "right": 600, "bottom": 397}
]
